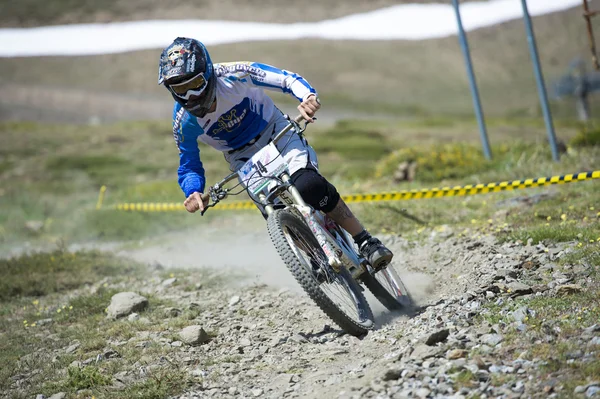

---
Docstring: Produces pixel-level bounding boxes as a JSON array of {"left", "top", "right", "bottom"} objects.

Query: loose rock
[
  {"left": 107, "top": 292, "right": 148, "bottom": 319},
  {"left": 179, "top": 326, "right": 210, "bottom": 345},
  {"left": 229, "top": 296, "right": 241, "bottom": 306},
  {"left": 556, "top": 284, "right": 583, "bottom": 295},
  {"left": 425, "top": 329, "right": 450, "bottom": 346}
]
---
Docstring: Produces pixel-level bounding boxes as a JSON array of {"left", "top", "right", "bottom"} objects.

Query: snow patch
[{"left": 0, "top": 0, "right": 580, "bottom": 57}]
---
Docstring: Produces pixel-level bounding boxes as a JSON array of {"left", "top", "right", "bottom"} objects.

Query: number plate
[{"left": 237, "top": 143, "right": 289, "bottom": 194}]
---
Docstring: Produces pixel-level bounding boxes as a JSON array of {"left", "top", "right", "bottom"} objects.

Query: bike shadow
[
  {"left": 299, "top": 324, "right": 359, "bottom": 340},
  {"left": 299, "top": 304, "right": 430, "bottom": 339}
]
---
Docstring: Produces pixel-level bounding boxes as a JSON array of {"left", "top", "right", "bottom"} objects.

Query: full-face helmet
[{"left": 158, "top": 37, "right": 216, "bottom": 117}]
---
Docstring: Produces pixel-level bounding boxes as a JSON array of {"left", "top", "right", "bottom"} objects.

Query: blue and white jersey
[{"left": 172, "top": 61, "right": 317, "bottom": 197}]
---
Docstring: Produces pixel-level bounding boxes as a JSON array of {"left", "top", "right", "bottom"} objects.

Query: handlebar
[
  {"left": 271, "top": 114, "right": 306, "bottom": 145},
  {"left": 199, "top": 113, "right": 310, "bottom": 216}
]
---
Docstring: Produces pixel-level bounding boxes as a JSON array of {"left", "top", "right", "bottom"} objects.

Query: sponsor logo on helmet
[
  {"left": 186, "top": 54, "right": 197, "bottom": 73},
  {"left": 167, "top": 45, "right": 186, "bottom": 66},
  {"left": 166, "top": 67, "right": 183, "bottom": 78}
]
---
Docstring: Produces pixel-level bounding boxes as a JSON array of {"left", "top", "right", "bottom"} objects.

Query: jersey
[{"left": 172, "top": 62, "right": 317, "bottom": 197}]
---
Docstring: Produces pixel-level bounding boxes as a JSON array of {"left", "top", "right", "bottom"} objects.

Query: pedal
[
  {"left": 370, "top": 260, "right": 390, "bottom": 275},
  {"left": 349, "top": 265, "right": 365, "bottom": 280}
]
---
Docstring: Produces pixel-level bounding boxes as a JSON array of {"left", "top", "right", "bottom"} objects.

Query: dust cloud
[
  {"left": 123, "top": 216, "right": 299, "bottom": 289},
  {"left": 120, "top": 215, "right": 435, "bottom": 325}
]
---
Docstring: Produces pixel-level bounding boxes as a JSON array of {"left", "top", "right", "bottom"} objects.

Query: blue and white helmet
[{"left": 158, "top": 37, "right": 216, "bottom": 117}]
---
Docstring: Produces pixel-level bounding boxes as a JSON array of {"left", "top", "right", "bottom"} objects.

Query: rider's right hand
[
  {"left": 184, "top": 191, "right": 208, "bottom": 213},
  {"left": 297, "top": 94, "right": 320, "bottom": 123}
]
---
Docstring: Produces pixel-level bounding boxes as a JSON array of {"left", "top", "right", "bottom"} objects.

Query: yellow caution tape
[
  {"left": 114, "top": 201, "right": 256, "bottom": 212},
  {"left": 95, "top": 185, "right": 107, "bottom": 210},
  {"left": 343, "top": 170, "right": 600, "bottom": 203},
  {"left": 108, "top": 170, "right": 599, "bottom": 212}
]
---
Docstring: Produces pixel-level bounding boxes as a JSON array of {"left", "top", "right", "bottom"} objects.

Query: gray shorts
[{"left": 223, "top": 110, "right": 319, "bottom": 211}]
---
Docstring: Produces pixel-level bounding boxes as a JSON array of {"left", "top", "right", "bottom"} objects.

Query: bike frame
[
  {"left": 204, "top": 115, "right": 368, "bottom": 280},
  {"left": 276, "top": 174, "right": 367, "bottom": 280}
]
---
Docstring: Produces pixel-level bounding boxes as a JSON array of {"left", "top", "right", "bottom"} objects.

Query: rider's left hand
[{"left": 298, "top": 94, "right": 320, "bottom": 122}]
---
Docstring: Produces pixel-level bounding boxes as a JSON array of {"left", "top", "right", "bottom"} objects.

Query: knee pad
[{"left": 290, "top": 168, "right": 340, "bottom": 213}]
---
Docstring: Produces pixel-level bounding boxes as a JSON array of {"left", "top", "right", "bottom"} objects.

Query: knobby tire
[{"left": 267, "top": 209, "right": 373, "bottom": 336}]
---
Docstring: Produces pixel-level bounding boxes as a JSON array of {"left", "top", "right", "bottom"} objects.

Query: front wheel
[{"left": 267, "top": 209, "right": 374, "bottom": 336}]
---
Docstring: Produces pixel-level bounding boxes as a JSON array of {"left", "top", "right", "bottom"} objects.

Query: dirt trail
[
  {"left": 107, "top": 216, "right": 591, "bottom": 399},
  {"left": 6, "top": 212, "right": 593, "bottom": 399},
  {"left": 121, "top": 217, "right": 435, "bottom": 315}
]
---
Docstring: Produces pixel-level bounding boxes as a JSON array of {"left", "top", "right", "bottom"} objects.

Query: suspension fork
[
  {"left": 273, "top": 174, "right": 365, "bottom": 278},
  {"left": 260, "top": 173, "right": 341, "bottom": 270}
]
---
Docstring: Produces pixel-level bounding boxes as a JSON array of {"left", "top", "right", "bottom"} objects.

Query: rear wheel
[
  {"left": 361, "top": 265, "right": 413, "bottom": 311},
  {"left": 267, "top": 209, "right": 374, "bottom": 336},
  {"left": 333, "top": 225, "right": 413, "bottom": 311}
]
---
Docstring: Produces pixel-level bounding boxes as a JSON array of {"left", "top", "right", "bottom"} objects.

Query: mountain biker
[{"left": 158, "top": 37, "right": 393, "bottom": 270}]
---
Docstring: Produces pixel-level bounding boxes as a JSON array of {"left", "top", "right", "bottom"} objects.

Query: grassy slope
[
  {"left": 0, "top": 0, "right": 483, "bottom": 27},
  {"left": 0, "top": 7, "right": 596, "bottom": 119},
  {"left": 1, "top": 3, "right": 598, "bottom": 397},
  {"left": 0, "top": 122, "right": 598, "bottom": 396},
  {"left": 0, "top": 120, "right": 211, "bottom": 248},
  {"left": 0, "top": 251, "right": 224, "bottom": 399},
  {"left": 1, "top": 117, "right": 598, "bottom": 250}
]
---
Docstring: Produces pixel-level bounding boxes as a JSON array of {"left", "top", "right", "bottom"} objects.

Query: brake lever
[
  {"left": 200, "top": 187, "right": 228, "bottom": 216},
  {"left": 200, "top": 202, "right": 216, "bottom": 216},
  {"left": 287, "top": 116, "right": 315, "bottom": 137}
]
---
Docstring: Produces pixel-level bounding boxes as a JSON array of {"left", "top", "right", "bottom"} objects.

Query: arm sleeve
[
  {"left": 172, "top": 106, "right": 206, "bottom": 197},
  {"left": 216, "top": 62, "right": 317, "bottom": 102}
]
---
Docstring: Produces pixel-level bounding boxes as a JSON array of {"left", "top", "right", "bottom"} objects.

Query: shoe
[{"left": 359, "top": 237, "right": 393, "bottom": 271}]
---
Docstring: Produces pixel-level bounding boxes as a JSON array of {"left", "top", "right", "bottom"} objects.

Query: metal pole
[
  {"left": 451, "top": 0, "right": 492, "bottom": 160},
  {"left": 521, "top": 0, "right": 560, "bottom": 161},
  {"left": 583, "top": 0, "right": 600, "bottom": 70}
]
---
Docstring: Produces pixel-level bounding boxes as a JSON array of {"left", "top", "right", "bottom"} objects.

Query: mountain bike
[{"left": 201, "top": 115, "right": 413, "bottom": 336}]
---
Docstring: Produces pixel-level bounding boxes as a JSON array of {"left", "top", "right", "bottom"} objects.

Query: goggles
[{"left": 168, "top": 72, "right": 208, "bottom": 100}]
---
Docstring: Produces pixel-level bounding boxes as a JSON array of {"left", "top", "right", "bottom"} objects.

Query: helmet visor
[{"left": 168, "top": 72, "right": 208, "bottom": 100}]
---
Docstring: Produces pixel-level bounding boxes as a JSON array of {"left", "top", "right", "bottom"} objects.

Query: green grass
[
  {"left": 0, "top": 120, "right": 228, "bottom": 246},
  {"left": 497, "top": 186, "right": 600, "bottom": 245},
  {"left": 84, "top": 209, "right": 193, "bottom": 241},
  {"left": 375, "top": 142, "right": 511, "bottom": 182},
  {"left": 571, "top": 126, "right": 600, "bottom": 148},
  {"left": 1, "top": 116, "right": 597, "bottom": 247},
  {"left": 66, "top": 366, "right": 112, "bottom": 390},
  {"left": 0, "top": 250, "right": 140, "bottom": 301},
  {"left": 452, "top": 369, "right": 477, "bottom": 390},
  {"left": 0, "top": 250, "right": 198, "bottom": 399},
  {"left": 108, "top": 371, "right": 194, "bottom": 399},
  {"left": 45, "top": 154, "right": 134, "bottom": 186},
  {"left": 506, "top": 222, "right": 600, "bottom": 245},
  {"left": 560, "top": 244, "right": 600, "bottom": 271},
  {"left": 311, "top": 120, "right": 392, "bottom": 178},
  {"left": 475, "top": 264, "right": 600, "bottom": 395}
]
